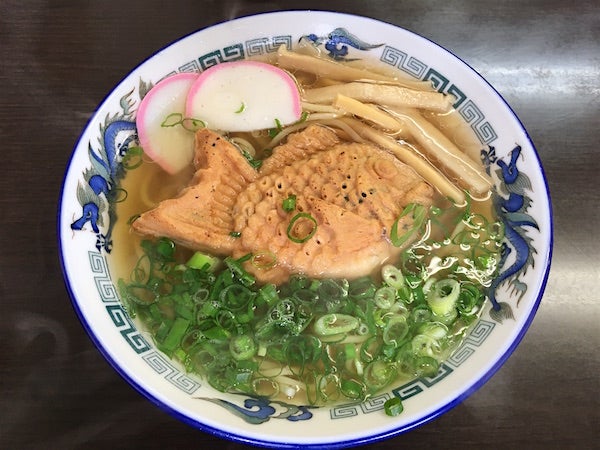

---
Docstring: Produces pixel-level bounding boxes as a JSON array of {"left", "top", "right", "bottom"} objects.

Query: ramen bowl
[{"left": 59, "top": 11, "right": 552, "bottom": 449}]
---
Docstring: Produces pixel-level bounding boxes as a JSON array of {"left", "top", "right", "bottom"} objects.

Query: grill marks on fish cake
[{"left": 132, "top": 125, "right": 434, "bottom": 283}]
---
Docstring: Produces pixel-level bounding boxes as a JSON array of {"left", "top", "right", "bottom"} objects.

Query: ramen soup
[{"left": 113, "top": 44, "right": 503, "bottom": 412}]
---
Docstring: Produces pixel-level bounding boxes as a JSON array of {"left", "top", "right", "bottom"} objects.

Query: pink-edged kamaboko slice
[
  {"left": 136, "top": 72, "right": 198, "bottom": 174},
  {"left": 185, "top": 61, "right": 302, "bottom": 132}
]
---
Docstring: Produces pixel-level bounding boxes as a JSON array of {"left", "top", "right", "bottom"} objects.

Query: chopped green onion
[
  {"left": 427, "top": 279, "right": 460, "bottom": 316},
  {"left": 160, "top": 112, "right": 206, "bottom": 131},
  {"left": 257, "top": 283, "right": 279, "bottom": 307},
  {"left": 314, "top": 313, "right": 359, "bottom": 336},
  {"left": 155, "top": 238, "right": 175, "bottom": 259},
  {"left": 285, "top": 335, "right": 322, "bottom": 371},
  {"left": 193, "top": 288, "right": 210, "bottom": 303},
  {"left": 229, "top": 231, "right": 241, "bottom": 238},
  {"left": 360, "top": 335, "right": 382, "bottom": 363},
  {"left": 186, "top": 345, "right": 216, "bottom": 372},
  {"left": 240, "top": 149, "right": 262, "bottom": 170},
  {"left": 229, "top": 335, "right": 256, "bottom": 360},
  {"left": 181, "top": 117, "right": 206, "bottom": 131},
  {"left": 121, "top": 146, "right": 144, "bottom": 170},
  {"left": 383, "top": 315, "right": 409, "bottom": 347},
  {"left": 419, "top": 321, "right": 448, "bottom": 340},
  {"left": 382, "top": 265, "right": 405, "bottom": 289},
  {"left": 374, "top": 286, "right": 396, "bottom": 309},
  {"left": 317, "top": 279, "right": 349, "bottom": 302},
  {"left": 348, "top": 277, "right": 377, "bottom": 300},
  {"left": 363, "top": 360, "right": 396, "bottom": 390},
  {"left": 219, "top": 284, "right": 255, "bottom": 312},
  {"left": 127, "top": 213, "right": 141, "bottom": 226},
  {"left": 297, "top": 111, "right": 309, "bottom": 123},
  {"left": 112, "top": 187, "right": 128, "bottom": 203},
  {"left": 235, "top": 102, "right": 246, "bottom": 114},
  {"left": 224, "top": 255, "right": 256, "bottom": 286},
  {"left": 410, "top": 305, "right": 433, "bottom": 326},
  {"left": 344, "top": 343, "right": 357, "bottom": 359},
  {"left": 161, "top": 112, "right": 184, "bottom": 127},
  {"left": 186, "top": 252, "right": 219, "bottom": 271},
  {"left": 282, "top": 194, "right": 297, "bottom": 212},
  {"left": 287, "top": 212, "right": 317, "bottom": 243},
  {"left": 411, "top": 334, "right": 442, "bottom": 358},
  {"left": 251, "top": 251, "right": 277, "bottom": 270},
  {"left": 253, "top": 377, "right": 279, "bottom": 397},
  {"left": 414, "top": 355, "right": 439, "bottom": 378},
  {"left": 390, "top": 203, "right": 427, "bottom": 247},
  {"left": 213, "top": 308, "right": 236, "bottom": 330},
  {"left": 180, "top": 329, "right": 202, "bottom": 352},
  {"left": 317, "top": 373, "right": 340, "bottom": 402},
  {"left": 159, "top": 317, "right": 190, "bottom": 356},
  {"left": 268, "top": 118, "right": 284, "bottom": 138},
  {"left": 292, "top": 288, "right": 319, "bottom": 304},
  {"left": 119, "top": 211, "right": 497, "bottom": 407},
  {"left": 340, "top": 378, "right": 366, "bottom": 401},
  {"left": 457, "top": 284, "right": 482, "bottom": 316},
  {"left": 384, "top": 397, "right": 404, "bottom": 416},
  {"left": 131, "top": 255, "right": 150, "bottom": 284}
]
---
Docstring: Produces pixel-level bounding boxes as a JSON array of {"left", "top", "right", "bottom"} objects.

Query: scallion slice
[
  {"left": 427, "top": 279, "right": 460, "bottom": 316},
  {"left": 229, "top": 335, "right": 257, "bottom": 360},
  {"left": 282, "top": 194, "right": 297, "bottom": 212},
  {"left": 161, "top": 112, "right": 184, "bottom": 127},
  {"left": 159, "top": 317, "right": 190, "bottom": 356},
  {"left": 251, "top": 250, "right": 277, "bottom": 270},
  {"left": 314, "top": 313, "right": 359, "bottom": 336},
  {"left": 384, "top": 397, "right": 404, "bottom": 416},
  {"left": 286, "top": 212, "right": 317, "bottom": 243},
  {"left": 186, "top": 252, "right": 219, "bottom": 271},
  {"left": 390, "top": 203, "right": 427, "bottom": 247},
  {"left": 374, "top": 286, "right": 397, "bottom": 309},
  {"left": 382, "top": 264, "right": 405, "bottom": 289},
  {"left": 383, "top": 315, "right": 409, "bottom": 347},
  {"left": 121, "top": 146, "right": 144, "bottom": 170}
]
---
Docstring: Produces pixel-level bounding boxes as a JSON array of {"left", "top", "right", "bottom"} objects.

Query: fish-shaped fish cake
[{"left": 132, "top": 125, "right": 434, "bottom": 284}]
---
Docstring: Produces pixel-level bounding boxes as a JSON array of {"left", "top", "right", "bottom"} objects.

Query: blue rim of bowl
[{"left": 58, "top": 10, "right": 553, "bottom": 449}]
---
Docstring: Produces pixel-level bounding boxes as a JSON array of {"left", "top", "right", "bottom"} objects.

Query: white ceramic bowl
[{"left": 59, "top": 11, "right": 553, "bottom": 448}]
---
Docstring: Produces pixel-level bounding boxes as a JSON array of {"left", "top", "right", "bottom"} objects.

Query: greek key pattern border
[
  {"left": 330, "top": 393, "right": 392, "bottom": 419},
  {"left": 142, "top": 351, "right": 201, "bottom": 394},
  {"left": 171, "top": 35, "right": 293, "bottom": 75},
  {"left": 446, "top": 319, "right": 496, "bottom": 367},
  {"left": 380, "top": 45, "right": 498, "bottom": 145},
  {"left": 88, "top": 251, "right": 201, "bottom": 393}
]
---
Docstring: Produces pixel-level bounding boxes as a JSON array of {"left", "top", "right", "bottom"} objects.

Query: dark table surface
[{"left": 1, "top": 1, "right": 598, "bottom": 448}]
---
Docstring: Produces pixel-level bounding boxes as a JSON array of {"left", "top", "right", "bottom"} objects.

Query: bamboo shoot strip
[
  {"left": 333, "top": 94, "right": 408, "bottom": 135},
  {"left": 340, "top": 118, "right": 466, "bottom": 204},
  {"left": 276, "top": 45, "right": 430, "bottom": 90},
  {"left": 305, "top": 81, "right": 453, "bottom": 113},
  {"left": 386, "top": 107, "right": 492, "bottom": 196}
]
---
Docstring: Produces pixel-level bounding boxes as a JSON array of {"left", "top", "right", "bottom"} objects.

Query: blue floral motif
[
  {"left": 199, "top": 395, "right": 314, "bottom": 424},
  {"left": 71, "top": 89, "right": 139, "bottom": 252},
  {"left": 302, "top": 27, "right": 383, "bottom": 60},
  {"left": 482, "top": 145, "right": 539, "bottom": 322}
]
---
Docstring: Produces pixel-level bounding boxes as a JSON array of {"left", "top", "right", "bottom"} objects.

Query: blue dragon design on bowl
[
  {"left": 302, "top": 27, "right": 383, "bottom": 60},
  {"left": 70, "top": 93, "right": 137, "bottom": 253}
]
